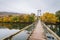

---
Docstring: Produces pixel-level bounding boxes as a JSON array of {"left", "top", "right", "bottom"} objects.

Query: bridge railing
[
  {"left": 42, "top": 22, "right": 60, "bottom": 40},
  {"left": 1, "top": 21, "right": 37, "bottom": 40},
  {"left": 27, "top": 20, "right": 47, "bottom": 40}
]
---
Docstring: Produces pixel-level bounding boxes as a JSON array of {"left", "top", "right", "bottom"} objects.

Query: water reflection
[
  {"left": 12, "top": 30, "right": 30, "bottom": 40},
  {"left": 0, "top": 23, "right": 32, "bottom": 40},
  {"left": 0, "top": 23, "right": 31, "bottom": 29},
  {"left": 0, "top": 28, "right": 20, "bottom": 39}
]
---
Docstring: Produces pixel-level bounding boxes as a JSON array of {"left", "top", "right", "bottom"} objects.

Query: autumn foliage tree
[
  {"left": 0, "top": 13, "right": 35, "bottom": 22},
  {"left": 40, "top": 12, "right": 58, "bottom": 24}
]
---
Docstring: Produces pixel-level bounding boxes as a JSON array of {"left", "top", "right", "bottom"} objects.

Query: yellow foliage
[
  {"left": 40, "top": 12, "right": 58, "bottom": 24},
  {"left": 23, "top": 14, "right": 29, "bottom": 22},
  {"left": 0, "top": 14, "right": 35, "bottom": 22}
]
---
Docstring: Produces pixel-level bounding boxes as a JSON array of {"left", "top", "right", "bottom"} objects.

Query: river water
[
  {"left": 0, "top": 23, "right": 31, "bottom": 40},
  {"left": 0, "top": 28, "right": 30, "bottom": 40},
  {"left": 0, "top": 23, "right": 59, "bottom": 40},
  {"left": 0, "top": 28, "right": 20, "bottom": 39}
]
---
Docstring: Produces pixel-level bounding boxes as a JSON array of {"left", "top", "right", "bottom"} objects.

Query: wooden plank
[{"left": 29, "top": 20, "right": 46, "bottom": 40}]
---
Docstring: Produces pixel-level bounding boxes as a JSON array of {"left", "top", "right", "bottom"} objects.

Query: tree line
[
  {"left": 40, "top": 10, "right": 60, "bottom": 24},
  {"left": 0, "top": 13, "right": 36, "bottom": 22}
]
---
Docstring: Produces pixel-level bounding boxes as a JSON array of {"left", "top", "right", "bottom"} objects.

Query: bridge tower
[{"left": 37, "top": 9, "right": 41, "bottom": 20}]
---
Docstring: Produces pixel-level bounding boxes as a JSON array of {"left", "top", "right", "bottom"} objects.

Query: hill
[{"left": 0, "top": 12, "right": 22, "bottom": 16}]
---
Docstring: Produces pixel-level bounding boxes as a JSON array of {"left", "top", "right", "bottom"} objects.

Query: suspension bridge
[{"left": 0, "top": 20, "right": 60, "bottom": 40}]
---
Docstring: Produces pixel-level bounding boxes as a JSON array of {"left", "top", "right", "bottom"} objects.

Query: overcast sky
[{"left": 0, "top": 0, "right": 60, "bottom": 15}]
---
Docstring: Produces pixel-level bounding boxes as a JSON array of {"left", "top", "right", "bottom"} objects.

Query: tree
[
  {"left": 0, "top": 14, "right": 35, "bottom": 22},
  {"left": 19, "top": 15, "right": 24, "bottom": 22},
  {"left": 29, "top": 13, "right": 35, "bottom": 22},
  {"left": 40, "top": 12, "right": 58, "bottom": 24},
  {"left": 23, "top": 14, "right": 29, "bottom": 22},
  {"left": 55, "top": 10, "right": 60, "bottom": 37},
  {"left": 56, "top": 10, "right": 60, "bottom": 22},
  {"left": 10, "top": 16, "right": 19, "bottom": 22},
  {"left": 3, "top": 16, "right": 10, "bottom": 22},
  {"left": 0, "top": 17, "right": 3, "bottom": 22}
]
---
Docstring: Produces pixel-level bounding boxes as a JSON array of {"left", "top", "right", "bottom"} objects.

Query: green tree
[
  {"left": 55, "top": 10, "right": 60, "bottom": 37},
  {"left": 29, "top": 13, "right": 35, "bottom": 22},
  {"left": 56, "top": 10, "right": 60, "bottom": 22},
  {"left": 10, "top": 16, "right": 19, "bottom": 22}
]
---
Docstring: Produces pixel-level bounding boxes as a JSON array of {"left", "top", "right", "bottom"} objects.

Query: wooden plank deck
[{"left": 29, "top": 20, "right": 47, "bottom": 40}]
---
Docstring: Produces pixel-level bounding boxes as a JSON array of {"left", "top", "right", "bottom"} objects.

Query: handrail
[
  {"left": 27, "top": 21, "right": 38, "bottom": 40},
  {"left": 2, "top": 21, "right": 37, "bottom": 40},
  {"left": 42, "top": 22, "right": 60, "bottom": 40},
  {"left": 27, "top": 20, "right": 47, "bottom": 40}
]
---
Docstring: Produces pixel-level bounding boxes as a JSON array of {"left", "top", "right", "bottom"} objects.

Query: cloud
[{"left": 0, "top": 0, "right": 60, "bottom": 14}]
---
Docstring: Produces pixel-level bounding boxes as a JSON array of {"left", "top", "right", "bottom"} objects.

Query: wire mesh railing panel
[{"left": 42, "top": 22, "right": 60, "bottom": 40}]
